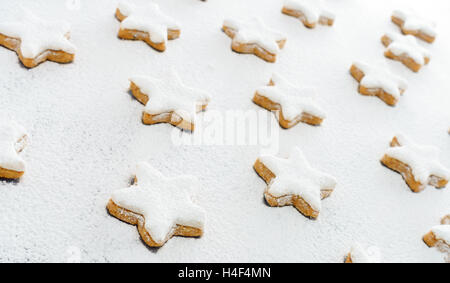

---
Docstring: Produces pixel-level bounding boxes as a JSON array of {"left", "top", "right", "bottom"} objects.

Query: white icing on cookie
[
  {"left": 431, "top": 225, "right": 450, "bottom": 245},
  {"left": 117, "top": 1, "right": 180, "bottom": 44},
  {"left": 111, "top": 162, "right": 206, "bottom": 244},
  {"left": 393, "top": 10, "right": 437, "bottom": 37},
  {"left": 0, "top": 10, "right": 76, "bottom": 59},
  {"left": 384, "top": 33, "right": 430, "bottom": 65},
  {"left": 442, "top": 215, "right": 450, "bottom": 225},
  {"left": 353, "top": 61, "right": 408, "bottom": 99},
  {"left": 259, "top": 147, "right": 336, "bottom": 212},
  {"left": 283, "top": 0, "right": 335, "bottom": 24},
  {"left": 130, "top": 71, "right": 210, "bottom": 123},
  {"left": 349, "top": 243, "right": 382, "bottom": 263},
  {"left": 0, "top": 121, "right": 28, "bottom": 172},
  {"left": 223, "top": 18, "right": 286, "bottom": 54},
  {"left": 256, "top": 73, "right": 326, "bottom": 121},
  {"left": 385, "top": 134, "right": 450, "bottom": 185}
]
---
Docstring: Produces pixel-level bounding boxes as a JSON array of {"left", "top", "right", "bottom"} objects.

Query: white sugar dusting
[{"left": 0, "top": 0, "right": 449, "bottom": 263}]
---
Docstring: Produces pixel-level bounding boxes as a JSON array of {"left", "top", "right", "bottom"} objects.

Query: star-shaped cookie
[
  {"left": 107, "top": 162, "right": 206, "bottom": 247},
  {"left": 423, "top": 215, "right": 450, "bottom": 258},
  {"left": 254, "top": 147, "right": 336, "bottom": 219},
  {"left": 0, "top": 10, "right": 76, "bottom": 68},
  {"left": 282, "top": 0, "right": 335, "bottom": 28},
  {"left": 116, "top": 1, "right": 181, "bottom": 52},
  {"left": 345, "top": 243, "right": 382, "bottom": 263},
  {"left": 350, "top": 61, "right": 408, "bottom": 106},
  {"left": 443, "top": 215, "right": 450, "bottom": 225},
  {"left": 0, "top": 121, "right": 28, "bottom": 180},
  {"left": 381, "top": 33, "right": 430, "bottom": 72},
  {"left": 253, "top": 73, "right": 326, "bottom": 129},
  {"left": 129, "top": 71, "right": 210, "bottom": 131},
  {"left": 381, "top": 134, "right": 450, "bottom": 193},
  {"left": 222, "top": 18, "right": 287, "bottom": 63},
  {"left": 392, "top": 10, "right": 436, "bottom": 43}
]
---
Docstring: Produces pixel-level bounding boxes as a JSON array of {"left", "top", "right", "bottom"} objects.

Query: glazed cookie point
[
  {"left": 116, "top": 1, "right": 181, "bottom": 52},
  {"left": 345, "top": 243, "right": 382, "bottom": 263},
  {"left": 107, "top": 162, "right": 206, "bottom": 247},
  {"left": 253, "top": 73, "right": 326, "bottom": 128},
  {"left": 0, "top": 121, "right": 28, "bottom": 180},
  {"left": 392, "top": 10, "right": 436, "bottom": 43},
  {"left": 222, "top": 18, "right": 287, "bottom": 63},
  {"left": 282, "top": 0, "right": 335, "bottom": 28},
  {"left": 254, "top": 147, "right": 336, "bottom": 219},
  {"left": 423, "top": 215, "right": 450, "bottom": 262},
  {"left": 0, "top": 10, "right": 76, "bottom": 68},
  {"left": 350, "top": 61, "right": 408, "bottom": 106},
  {"left": 128, "top": 71, "right": 210, "bottom": 132},
  {"left": 442, "top": 215, "right": 450, "bottom": 225},
  {"left": 381, "top": 33, "right": 430, "bottom": 72},
  {"left": 381, "top": 134, "right": 450, "bottom": 192}
]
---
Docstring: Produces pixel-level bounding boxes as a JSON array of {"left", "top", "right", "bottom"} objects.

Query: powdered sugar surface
[
  {"left": 0, "top": 9, "right": 76, "bottom": 58},
  {"left": 256, "top": 73, "right": 326, "bottom": 120},
  {"left": 117, "top": 1, "right": 180, "bottom": 44},
  {"left": 0, "top": 0, "right": 449, "bottom": 263},
  {"left": 385, "top": 134, "right": 450, "bottom": 185}
]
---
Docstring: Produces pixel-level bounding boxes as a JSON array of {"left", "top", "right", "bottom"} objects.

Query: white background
[{"left": 0, "top": 0, "right": 449, "bottom": 263}]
